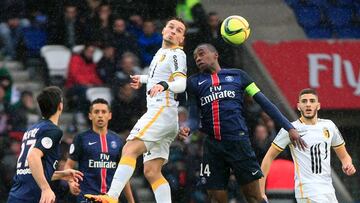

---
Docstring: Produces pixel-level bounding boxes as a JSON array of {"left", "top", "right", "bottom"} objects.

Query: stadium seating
[
  {"left": 336, "top": 26, "right": 360, "bottom": 38},
  {"left": 72, "top": 45, "right": 104, "bottom": 63},
  {"left": 325, "top": 7, "right": 353, "bottom": 27},
  {"left": 286, "top": 0, "right": 359, "bottom": 39},
  {"left": 85, "top": 87, "right": 112, "bottom": 103},
  {"left": 40, "top": 45, "right": 71, "bottom": 86},
  {"left": 295, "top": 6, "right": 322, "bottom": 28},
  {"left": 307, "top": 0, "right": 331, "bottom": 8},
  {"left": 305, "top": 26, "right": 333, "bottom": 38}
]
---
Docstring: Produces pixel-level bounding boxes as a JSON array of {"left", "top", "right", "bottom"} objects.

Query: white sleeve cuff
[
  {"left": 168, "top": 77, "right": 186, "bottom": 93},
  {"left": 139, "top": 75, "right": 149, "bottom": 84}
]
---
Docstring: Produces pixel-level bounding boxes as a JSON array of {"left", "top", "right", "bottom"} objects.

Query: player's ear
[
  {"left": 109, "top": 112, "right": 112, "bottom": 120},
  {"left": 88, "top": 112, "right": 93, "bottom": 121},
  {"left": 317, "top": 103, "right": 321, "bottom": 110},
  {"left": 58, "top": 102, "right": 63, "bottom": 112},
  {"left": 297, "top": 103, "right": 301, "bottom": 111}
]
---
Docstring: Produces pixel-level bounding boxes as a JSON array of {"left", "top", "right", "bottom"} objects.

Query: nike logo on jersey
[
  {"left": 88, "top": 142, "right": 97, "bottom": 145},
  {"left": 198, "top": 80, "right": 207, "bottom": 85},
  {"left": 252, "top": 170, "right": 259, "bottom": 176}
]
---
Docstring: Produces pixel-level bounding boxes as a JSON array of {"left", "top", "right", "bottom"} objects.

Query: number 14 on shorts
[{"left": 200, "top": 163, "right": 211, "bottom": 177}]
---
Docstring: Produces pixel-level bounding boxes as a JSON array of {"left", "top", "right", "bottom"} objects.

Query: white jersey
[
  {"left": 145, "top": 47, "right": 187, "bottom": 108},
  {"left": 272, "top": 119, "right": 345, "bottom": 198}
]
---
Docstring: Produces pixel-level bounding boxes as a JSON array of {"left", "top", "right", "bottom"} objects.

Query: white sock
[
  {"left": 107, "top": 156, "right": 136, "bottom": 199},
  {"left": 151, "top": 177, "right": 171, "bottom": 203}
]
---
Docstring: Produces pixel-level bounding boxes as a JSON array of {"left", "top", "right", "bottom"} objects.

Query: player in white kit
[
  {"left": 85, "top": 17, "right": 187, "bottom": 203},
  {"left": 260, "top": 88, "right": 356, "bottom": 203}
]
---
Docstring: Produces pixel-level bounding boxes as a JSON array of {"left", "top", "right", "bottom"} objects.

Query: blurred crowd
[{"left": 0, "top": 0, "right": 286, "bottom": 202}]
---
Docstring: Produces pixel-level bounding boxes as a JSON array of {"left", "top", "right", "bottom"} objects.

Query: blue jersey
[
  {"left": 69, "top": 129, "right": 124, "bottom": 201},
  {"left": 187, "top": 69, "right": 254, "bottom": 140},
  {"left": 8, "top": 120, "right": 63, "bottom": 203}
]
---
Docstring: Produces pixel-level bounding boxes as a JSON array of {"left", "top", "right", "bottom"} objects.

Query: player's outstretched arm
[
  {"left": 52, "top": 169, "right": 83, "bottom": 182},
  {"left": 260, "top": 146, "right": 282, "bottom": 197},
  {"left": 130, "top": 75, "right": 147, "bottom": 89},
  {"left": 27, "top": 148, "right": 56, "bottom": 203},
  {"left": 124, "top": 182, "right": 135, "bottom": 203},
  {"left": 334, "top": 145, "right": 356, "bottom": 176},
  {"left": 250, "top": 89, "right": 307, "bottom": 150}
]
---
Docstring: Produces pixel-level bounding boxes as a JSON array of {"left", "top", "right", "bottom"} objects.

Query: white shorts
[
  {"left": 127, "top": 106, "right": 178, "bottom": 163},
  {"left": 296, "top": 193, "right": 338, "bottom": 203}
]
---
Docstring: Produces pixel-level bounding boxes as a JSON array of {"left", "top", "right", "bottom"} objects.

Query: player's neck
[
  {"left": 299, "top": 116, "right": 318, "bottom": 125},
  {"left": 162, "top": 41, "right": 179, "bottom": 49},
  {"left": 93, "top": 126, "right": 107, "bottom": 135},
  {"left": 48, "top": 113, "right": 60, "bottom": 126}
]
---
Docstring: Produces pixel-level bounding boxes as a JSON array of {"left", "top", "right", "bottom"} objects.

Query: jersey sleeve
[
  {"left": 239, "top": 70, "right": 261, "bottom": 97},
  {"left": 331, "top": 122, "right": 345, "bottom": 148},
  {"left": 69, "top": 134, "right": 83, "bottom": 161},
  {"left": 272, "top": 128, "right": 291, "bottom": 151},
  {"left": 239, "top": 70, "right": 255, "bottom": 88},
  {"left": 34, "top": 129, "right": 63, "bottom": 153},
  {"left": 170, "top": 50, "right": 187, "bottom": 78}
]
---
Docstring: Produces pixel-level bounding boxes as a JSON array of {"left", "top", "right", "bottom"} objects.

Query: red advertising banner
[{"left": 252, "top": 40, "right": 360, "bottom": 109}]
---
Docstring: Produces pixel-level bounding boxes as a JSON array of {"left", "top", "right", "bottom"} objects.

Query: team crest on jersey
[
  {"left": 111, "top": 141, "right": 117, "bottom": 149},
  {"left": 225, "top": 75, "right": 234, "bottom": 82},
  {"left": 69, "top": 144, "right": 75, "bottom": 154},
  {"left": 159, "top": 54, "right": 166, "bottom": 62},
  {"left": 323, "top": 128, "right": 330, "bottom": 139}
]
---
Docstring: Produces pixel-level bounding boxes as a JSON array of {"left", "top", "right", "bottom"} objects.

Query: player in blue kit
[
  {"left": 179, "top": 44, "right": 307, "bottom": 203},
  {"left": 7, "top": 86, "right": 83, "bottom": 203},
  {"left": 65, "top": 98, "right": 135, "bottom": 203}
]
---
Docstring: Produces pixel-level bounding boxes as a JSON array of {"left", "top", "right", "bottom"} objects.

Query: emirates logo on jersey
[{"left": 323, "top": 128, "right": 330, "bottom": 139}]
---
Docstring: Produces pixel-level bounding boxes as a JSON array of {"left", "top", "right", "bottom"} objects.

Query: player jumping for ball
[{"left": 179, "top": 43, "right": 306, "bottom": 203}]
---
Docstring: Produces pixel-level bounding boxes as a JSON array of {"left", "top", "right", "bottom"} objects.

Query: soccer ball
[{"left": 220, "top": 15, "right": 251, "bottom": 45}]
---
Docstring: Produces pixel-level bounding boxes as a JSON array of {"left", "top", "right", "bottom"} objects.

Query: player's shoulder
[
  {"left": 171, "top": 47, "right": 186, "bottom": 54},
  {"left": 33, "top": 120, "right": 61, "bottom": 134},
  {"left": 291, "top": 119, "right": 303, "bottom": 127},
  {"left": 318, "top": 118, "right": 337, "bottom": 127},
  {"left": 221, "top": 68, "right": 247, "bottom": 75},
  {"left": 77, "top": 129, "right": 94, "bottom": 136},
  {"left": 187, "top": 73, "right": 202, "bottom": 85}
]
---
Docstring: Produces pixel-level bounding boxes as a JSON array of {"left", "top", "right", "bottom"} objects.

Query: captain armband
[{"left": 245, "top": 82, "right": 260, "bottom": 96}]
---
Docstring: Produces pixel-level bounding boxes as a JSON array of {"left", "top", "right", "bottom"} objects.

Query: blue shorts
[{"left": 199, "top": 136, "right": 263, "bottom": 190}]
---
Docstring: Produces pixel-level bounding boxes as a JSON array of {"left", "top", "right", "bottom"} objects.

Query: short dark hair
[
  {"left": 194, "top": 43, "right": 218, "bottom": 55},
  {"left": 299, "top": 88, "right": 318, "bottom": 98},
  {"left": 166, "top": 17, "right": 188, "bottom": 34},
  {"left": 89, "top": 98, "right": 111, "bottom": 112},
  {"left": 37, "top": 86, "right": 63, "bottom": 119}
]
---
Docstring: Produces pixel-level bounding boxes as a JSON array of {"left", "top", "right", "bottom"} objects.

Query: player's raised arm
[
  {"left": 244, "top": 82, "right": 307, "bottom": 150},
  {"left": 130, "top": 74, "right": 147, "bottom": 89}
]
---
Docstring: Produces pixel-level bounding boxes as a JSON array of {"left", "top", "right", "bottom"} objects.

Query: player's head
[
  {"left": 89, "top": 98, "right": 112, "bottom": 129},
  {"left": 162, "top": 17, "right": 187, "bottom": 47},
  {"left": 297, "top": 88, "right": 320, "bottom": 119},
  {"left": 37, "top": 86, "right": 63, "bottom": 119},
  {"left": 193, "top": 43, "right": 219, "bottom": 73}
]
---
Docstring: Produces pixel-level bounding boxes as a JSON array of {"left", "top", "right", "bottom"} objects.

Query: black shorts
[{"left": 199, "top": 136, "right": 263, "bottom": 190}]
